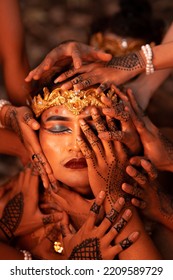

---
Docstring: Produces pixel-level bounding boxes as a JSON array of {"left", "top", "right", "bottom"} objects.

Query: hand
[
  {"left": 126, "top": 89, "right": 173, "bottom": 172},
  {"left": 122, "top": 157, "right": 173, "bottom": 229},
  {"left": 2, "top": 104, "right": 58, "bottom": 189},
  {"left": 25, "top": 41, "right": 112, "bottom": 82},
  {"left": 0, "top": 165, "right": 63, "bottom": 242},
  {"left": 61, "top": 191, "right": 139, "bottom": 260},
  {"left": 55, "top": 51, "right": 145, "bottom": 91},
  {"left": 17, "top": 222, "right": 65, "bottom": 260},
  {"left": 98, "top": 85, "right": 142, "bottom": 155},
  {"left": 77, "top": 107, "right": 130, "bottom": 212},
  {"left": 40, "top": 185, "right": 100, "bottom": 230}
]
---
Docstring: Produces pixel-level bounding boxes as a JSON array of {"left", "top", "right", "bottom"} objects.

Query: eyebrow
[{"left": 46, "top": 115, "right": 93, "bottom": 122}]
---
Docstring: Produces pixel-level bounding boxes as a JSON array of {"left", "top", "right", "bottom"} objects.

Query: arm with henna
[
  {"left": 0, "top": 103, "right": 58, "bottom": 189},
  {"left": 61, "top": 191, "right": 139, "bottom": 260},
  {"left": 0, "top": 165, "right": 62, "bottom": 244},
  {"left": 77, "top": 107, "right": 161, "bottom": 259}
]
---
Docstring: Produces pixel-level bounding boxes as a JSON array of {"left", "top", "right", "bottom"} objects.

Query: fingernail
[
  {"left": 129, "top": 231, "right": 140, "bottom": 240},
  {"left": 118, "top": 197, "right": 125, "bottom": 205},
  {"left": 79, "top": 119, "right": 85, "bottom": 125},
  {"left": 98, "top": 190, "right": 105, "bottom": 199},
  {"left": 124, "top": 209, "right": 132, "bottom": 217}
]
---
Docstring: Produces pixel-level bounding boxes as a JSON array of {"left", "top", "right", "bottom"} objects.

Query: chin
[{"left": 59, "top": 177, "right": 91, "bottom": 196}]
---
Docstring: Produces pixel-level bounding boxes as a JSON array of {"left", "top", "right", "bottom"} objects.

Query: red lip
[{"left": 64, "top": 158, "right": 87, "bottom": 169}]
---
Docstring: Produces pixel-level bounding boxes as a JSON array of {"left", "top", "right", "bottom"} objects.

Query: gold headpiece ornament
[{"left": 31, "top": 87, "right": 113, "bottom": 117}]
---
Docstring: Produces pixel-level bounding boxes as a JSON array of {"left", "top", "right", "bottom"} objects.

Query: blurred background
[
  {"left": 21, "top": 0, "right": 173, "bottom": 67},
  {"left": 0, "top": 0, "right": 173, "bottom": 182}
]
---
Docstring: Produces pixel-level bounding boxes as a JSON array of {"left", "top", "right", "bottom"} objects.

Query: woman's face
[{"left": 39, "top": 105, "right": 95, "bottom": 196}]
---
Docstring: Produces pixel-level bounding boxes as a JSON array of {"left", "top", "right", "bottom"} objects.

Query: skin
[
  {"left": 0, "top": 0, "right": 30, "bottom": 105},
  {"left": 39, "top": 105, "right": 96, "bottom": 196},
  {"left": 38, "top": 102, "right": 161, "bottom": 260}
]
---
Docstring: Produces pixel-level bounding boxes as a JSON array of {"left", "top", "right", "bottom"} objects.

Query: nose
[{"left": 67, "top": 124, "right": 83, "bottom": 154}]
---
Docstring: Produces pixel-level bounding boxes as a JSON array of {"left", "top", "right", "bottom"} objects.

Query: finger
[
  {"left": 119, "top": 231, "right": 140, "bottom": 250},
  {"left": 99, "top": 197, "right": 125, "bottom": 233},
  {"left": 56, "top": 68, "right": 78, "bottom": 84},
  {"left": 76, "top": 135, "right": 94, "bottom": 161},
  {"left": 42, "top": 212, "right": 63, "bottom": 226},
  {"left": 97, "top": 82, "right": 110, "bottom": 93},
  {"left": 129, "top": 156, "right": 144, "bottom": 166},
  {"left": 108, "top": 231, "right": 139, "bottom": 258},
  {"left": 126, "top": 165, "right": 147, "bottom": 185},
  {"left": 23, "top": 112, "right": 40, "bottom": 130},
  {"left": 122, "top": 182, "right": 144, "bottom": 200},
  {"left": 92, "top": 50, "right": 112, "bottom": 62},
  {"left": 131, "top": 198, "right": 146, "bottom": 209},
  {"left": 31, "top": 152, "right": 58, "bottom": 189},
  {"left": 98, "top": 131, "right": 125, "bottom": 142},
  {"left": 86, "top": 191, "right": 106, "bottom": 229},
  {"left": 141, "top": 159, "right": 158, "bottom": 180},
  {"left": 104, "top": 209, "right": 132, "bottom": 244},
  {"left": 79, "top": 119, "right": 104, "bottom": 155},
  {"left": 71, "top": 48, "right": 83, "bottom": 69}
]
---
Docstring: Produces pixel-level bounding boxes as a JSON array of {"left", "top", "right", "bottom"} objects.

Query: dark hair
[{"left": 89, "top": 0, "right": 165, "bottom": 44}]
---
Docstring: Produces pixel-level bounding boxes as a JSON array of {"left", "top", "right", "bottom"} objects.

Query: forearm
[{"left": 0, "top": 242, "right": 24, "bottom": 260}]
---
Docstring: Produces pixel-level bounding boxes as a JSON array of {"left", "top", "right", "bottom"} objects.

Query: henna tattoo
[
  {"left": 106, "top": 52, "right": 145, "bottom": 71},
  {"left": 114, "top": 217, "right": 127, "bottom": 233},
  {"left": 81, "top": 78, "right": 92, "bottom": 87},
  {"left": 69, "top": 238, "right": 102, "bottom": 260},
  {"left": 90, "top": 202, "right": 100, "bottom": 214},
  {"left": 43, "top": 215, "right": 54, "bottom": 225},
  {"left": 72, "top": 75, "right": 83, "bottom": 84},
  {"left": 106, "top": 118, "right": 118, "bottom": 133},
  {"left": 60, "top": 224, "right": 67, "bottom": 238},
  {"left": 4, "top": 107, "right": 24, "bottom": 142},
  {"left": 23, "top": 112, "right": 33, "bottom": 124},
  {"left": 46, "top": 226, "right": 61, "bottom": 243},
  {"left": 132, "top": 184, "right": 143, "bottom": 199},
  {"left": 156, "top": 184, "right": 173, "bottom": 221},
  {"left": 106, "top": 208, "right": 119, "bottom": 224},
  {"left": 120, "top": 237, "right": 133, "bottom": 250},
  {"left": 158, "top": 131, "right": 173, "bottom": 161},
  {"left": 99, "top": 83, "right": 109, "bottom": 92},
  {"left": 0, "top": 192, "right": 24, "bottom": 240},
  {"left": 36, "top": 154, "right": 46, "bottom": 166}
]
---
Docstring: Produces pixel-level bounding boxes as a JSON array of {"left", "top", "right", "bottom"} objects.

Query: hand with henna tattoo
[
  {"left": 25, "top": 41, "right": 112, "bottom": 82},
  {"left": 53, "top": 51, "right": 145, "bottom": 91},
  {"left": 122, "top": 156, "right": 173, "bottom": 230},
  {"left": 125, "top": 88, "right": 173, "bottom": 172},
  {"left": 0, "top": 164, "right": 63, "bottom": 242},
  {"left": 40, "top": 184, "right": 101, "bottom": 230},
  {"left": 76, "top": 106, "right": 130, "bottom": 212},
  {"left": 0, "top": 104, "right": 58, "bottom": 189},
  {"left": 17, "top": 222, "right": 66, "bottom": 260},
  {"left": 61, "top": 191, "right": 139, "bottom": 260},
  {"left": 98, "top": 85, "right": 142, "bottom": 155}
]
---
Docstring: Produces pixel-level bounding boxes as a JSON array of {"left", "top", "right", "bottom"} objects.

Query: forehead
[{"left": 41, "top": 105, "right": 96, "bottom": 121}]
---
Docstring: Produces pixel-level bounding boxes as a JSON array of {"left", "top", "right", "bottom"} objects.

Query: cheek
[{"left": 39, "top": 132, "right": 62, "bottom": 165}]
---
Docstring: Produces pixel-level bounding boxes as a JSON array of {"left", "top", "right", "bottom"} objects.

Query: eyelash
[{"left": 46, "top": 125, "right": 72, "bottom": 134}]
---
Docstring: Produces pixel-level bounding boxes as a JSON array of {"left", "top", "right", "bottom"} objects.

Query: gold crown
[{"left": 31, "top": 87, "right": 112, "bottom": 117}]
